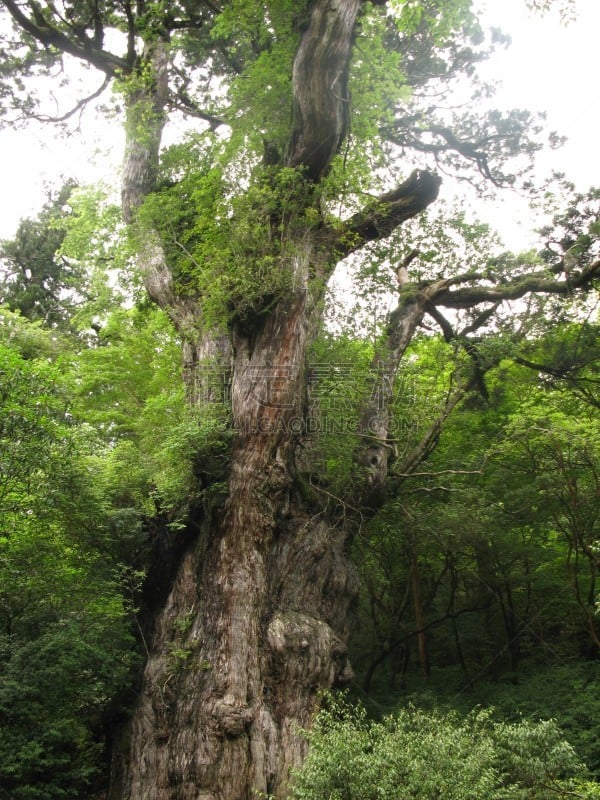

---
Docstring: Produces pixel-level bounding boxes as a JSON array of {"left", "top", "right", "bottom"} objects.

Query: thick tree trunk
[
  {"left": 110, "top": 243, "right": 358, "bottom": 800},
  {"left": 107, "top": 9, "right": 368, "bottom": 794},
  {"left": 285, "top": 0, "right": 360, "bottom": 179},
  {"left": 115, "top": 514, "right": 356, "bottom": 800},
  {"left": 108, "top": 6, "right": 442, "bottom": 795}
]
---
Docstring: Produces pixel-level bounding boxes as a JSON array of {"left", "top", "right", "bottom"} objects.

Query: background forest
[{"left": 0, "top": 0, "right": 599, "bottom": 798}]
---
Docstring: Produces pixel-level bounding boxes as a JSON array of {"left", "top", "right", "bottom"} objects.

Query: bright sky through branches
[
  {"left": 473, "top": 0, "right": 600, "bottom": 246},
  {"left": 0, "top": 0, "right": 598, "bottom": 245}
]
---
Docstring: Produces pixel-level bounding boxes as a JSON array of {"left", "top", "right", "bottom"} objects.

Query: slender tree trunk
[
  {"left": 362, "top": 648, "right": 389, "bottom": 694},
  {"left": 497, "top": 582, "right": 520, "bottom": 674},
  {"left": 448, "top": 562, "right": 470, "bottom": 683},
  {"left": 391, "top": 643, "right": 411, "bottom": 690},
  {"left": 472, "top": 539, "right": 500, "bottom": 678},
  {"left": 410, "top": 553, "right": 430, "bottom": 678}
]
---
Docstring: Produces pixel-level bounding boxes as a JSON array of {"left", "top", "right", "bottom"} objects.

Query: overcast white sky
[
  {"left": 0, "top": 0, "right": 598, "bottom": 245},
  {"left": 480, "top": 0, "right": 600, "bottom": 190},
  {"left": 473, "top": 0, "right": 600, "bottom": 246}
]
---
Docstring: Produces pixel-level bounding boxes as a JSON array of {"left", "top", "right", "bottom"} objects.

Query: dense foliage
[
  {"left": 2, "top": 210, "right": 599, "bottom": 796},
  {"left": 0, "top": 316, "right": 141, "bottom": 798},
  {"left": 0, "top": 0, "right": 598, "bottom": 797},
  {"left": 291, "top": 698, "right": 596, "bottom": 800}
]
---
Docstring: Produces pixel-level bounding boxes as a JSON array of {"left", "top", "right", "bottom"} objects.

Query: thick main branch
[
  {"left": 352, "top": 250, "right": 600, "bottom": 506},
  {"left": 335, "top": 170, "right": 442, "bottom": 258},
  {"left": 2, "top": 0, "right": 129, "bottom": 75},
  {"left": 285, "top": 0, "right": 361, "bottom": 180},
  {"left": 433, "top": 259, "right": 600, "bottom": 308}
]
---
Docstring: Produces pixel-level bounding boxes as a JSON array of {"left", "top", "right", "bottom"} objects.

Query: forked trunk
[{"left": 110, "top": 244, "right": 358, "bottom": 800}]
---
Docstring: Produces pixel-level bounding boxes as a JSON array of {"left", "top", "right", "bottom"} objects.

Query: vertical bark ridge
[
  {"left": 121, "top": 39, "right": 169, "bottom": 224},
  {"left": 119, "top": 39, "right": 231, "bottom": 398},
  {"left": 285, "top": 0, "right": 361, "bottom": 179},
  {"left": 357, "top": 289, "right": 430, "bottom": 503},
  {"left": 116, "top": 239, "right": 358, "bottom": 799}
]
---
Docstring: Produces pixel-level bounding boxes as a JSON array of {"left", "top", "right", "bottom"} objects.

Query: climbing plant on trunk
[{"left": 1, "top": 1, "right": 598, "bottom": 798}]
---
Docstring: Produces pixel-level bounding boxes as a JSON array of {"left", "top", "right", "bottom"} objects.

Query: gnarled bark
[
  {"left": 116, "top": 510, "right": 357, "bottom": 800},
  {"left": 108, "top": 9, "right": 367, "bottom": 796},
  {"left": 111, "top": 243, "right": 359, "bottom": 800},
  {"left": 285, "top": 0, "right": 361, "bottom": 180}
]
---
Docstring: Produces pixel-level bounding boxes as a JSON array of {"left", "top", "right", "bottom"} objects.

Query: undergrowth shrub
[{"left": 290, "top": 696, "right": 595, "bottom": 800}]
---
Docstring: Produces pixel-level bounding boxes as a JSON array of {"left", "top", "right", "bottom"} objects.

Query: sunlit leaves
[
  {"left": 140, "top": 144, "right": 315, "bottom": 327},
  {"left": 526, "top": 0, "right": 577, "bottom": 24},
  {"left": 537, "top": 182, "right": 600, "bottom": 270},
  {"left": 0, "top": 344, "right": 69, "bottom": 521},
  {"left": 390, "top": 0, "right": 476, "bottom": 45},
  {"left": 212, "top": 0, "right": 299, "bottom": 151}
]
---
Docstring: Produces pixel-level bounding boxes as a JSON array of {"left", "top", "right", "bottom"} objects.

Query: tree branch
[
  {"left": 168, "top": 65, "right": 228, "bottom": 127},
  {"left": 30, "top": 75, "right": 110, "bottom": 123},
  {"left": 513, "top": 355, "right": 600, "bottom": 409},
  {"left": 425, "top": 303, "right": 455, "bottom": 342},
  {"left": 392, "top": 468, "right": 485, "bottom": 478},
  {"left": 460, "top": 302, "right": 501, "bottom": 335},
  {"left": 284, "top": 0, "right": 361, "bottom": 180},
  {"left": 2, "top": 0, "right": 130, "bottom": 75},
  {"left": 350, "top": 244, "right": 591, "bottom": 506},
  {"left": 122, "top": 0, "right": 137, "bottom": 66},
  {"left": 335, "top": 170, "right": 442, "bottom": 258},
  {"left": 391, "top": 382, "right": 468, "bottom": 481},
  {"left": 388, "top": 124, "right": 505, "bottom": 186},
  {"left": 432, "top": 259, "right": 600, "bottom": 309},
  {"left": 353, "top": 276, "right": 452, "bottom": 505}
]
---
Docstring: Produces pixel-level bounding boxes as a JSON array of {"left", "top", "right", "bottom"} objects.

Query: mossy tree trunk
[
  {"left": 107, "top": 4, "right": 443, "bottom": 794},
  {"left": 117, "top": 285, "right": 361, "bottom": 798},
  {"left": 111, "top": 7, "right": 366, "bottom": 797}
]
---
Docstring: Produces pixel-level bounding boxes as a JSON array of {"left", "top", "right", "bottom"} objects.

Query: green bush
[
  {"left": 291, "top": 697, "right": 588, "bottom": 800},
  {"left": 447, "top": 660, "right": 600, "bottom": 780},
  {"left": 0, "top": 618, "right": 136, "bottom": 799}
]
